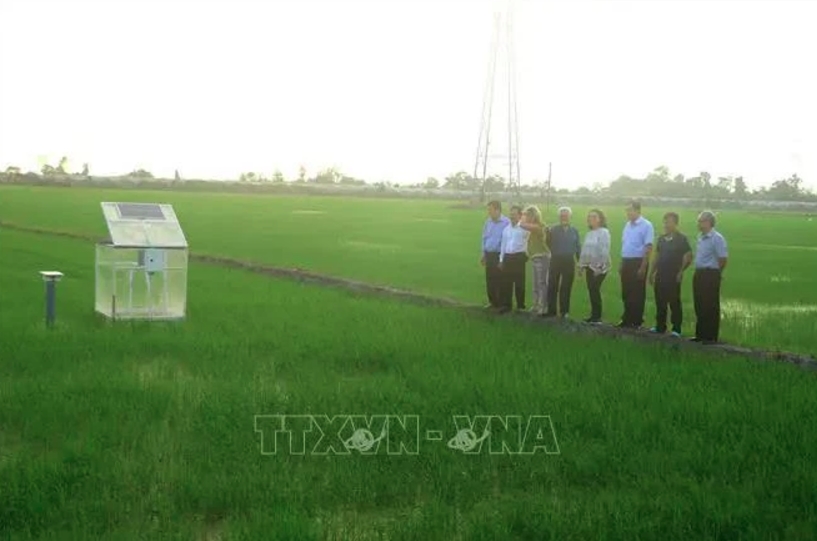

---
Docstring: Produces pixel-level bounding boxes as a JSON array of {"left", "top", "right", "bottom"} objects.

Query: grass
[
  {"left": 1, "top": 188, "right": 817, "bottom": 539},
  {"left": 1, "top": 185, "right": 816, "bottom": 354}
]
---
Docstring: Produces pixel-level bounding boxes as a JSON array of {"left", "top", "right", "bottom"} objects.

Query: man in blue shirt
[
  {"left": 618, "top": 200, "right": 654, "bottom": 328},
  {"left": 692, "top": 211, "right": 729, "bottom": 344},
  {"left": 544, "top": 206, "right": 581, "bottom": 319},
  {"left": 481, "top": 200, "right": 511, "bottom": 310}
]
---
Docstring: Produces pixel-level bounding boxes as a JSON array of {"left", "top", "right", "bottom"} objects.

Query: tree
[
  {"left": 174, "top": 169, "right": 181, "bottom": 181},
  {"left": 715, "top": 176, "right": 733, "bottom": 194},
  {"left": 339, "top": 175, "right": 365, "bottom": 185},
  {"left": 789, "top": 173, "right": 803, "bottom": 191},
  {"left": 443, "top": 171, "right": 480, "bottom": 191},
  {"left": 423, "top": 177, "right": 440, "bottom": 189},
  {"left": 82, "top": 163, "right": 90, "bottom": 176},
  {"left": 766, "top": 174, "right": 806, "bottom": 200},
  {"left": 607, "top": 174, "right": 641, "bottom": 195},
  {"left": 643, "top": 166, "right": 675, "bottom": 196},
  {"left": 272, "top": 170, "right": 285, "bottom": 183},
  {"left": 129, "top": 169, "right": 153, "bottom": 179},
  {"left": 297, "top": 165, "right": 307, "bottom": 183},
  {"left": 443, "top": 171, "right": 470, "bottom": 190},
  {"left": 646, "top": 165, "right": 671, "bottom": 183},
  {"left": 483, "top": 174, "right": 506, "bottom": 193},
  {"left": 734, "top": 176, "right": 747, "bottom": 198},
  {"left": 312, "top": 167, "right": 341, "bottom": 184},
  {"left": 56, "top": 156, "right": 69, "bottom": 174}
]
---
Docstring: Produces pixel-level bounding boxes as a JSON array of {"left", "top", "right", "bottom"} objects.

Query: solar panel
[
  {"left": 101, "top": 202, "right": 188, "bottom": 248},
  {"left": 117, "top": 203, "right": 166, "bottom": 220}
]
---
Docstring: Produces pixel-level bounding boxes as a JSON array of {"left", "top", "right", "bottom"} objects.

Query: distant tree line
[
  {"left": 418, "top": 166, "right": 814, "bottom": 202},
  {"left": 2, "top": 158, "right": 814, "bottom": 203},
  {"left": 3, "top": 157, "right": 151, "bottom": 180}
]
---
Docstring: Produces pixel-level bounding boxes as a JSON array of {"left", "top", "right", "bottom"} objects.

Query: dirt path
[{"left": 3, "top": 221, "right": 815, "bottom": 372}]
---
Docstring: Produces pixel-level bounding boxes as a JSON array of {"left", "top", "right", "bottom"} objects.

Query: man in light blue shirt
[
  {"left": 481, "top": 200, "right": 511, "bottom": 310},
  {"left": 618, "top": 200, "right": 654, "bottom": 328},
  {"left": 692, "top": 211, "right": 728, "bottom": 344}
]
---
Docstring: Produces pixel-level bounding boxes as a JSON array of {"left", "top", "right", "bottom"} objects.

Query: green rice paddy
[{"left": 1, "top": 185, "right": 816, "bottom": 540}]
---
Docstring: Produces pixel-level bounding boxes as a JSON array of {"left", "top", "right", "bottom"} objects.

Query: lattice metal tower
[{"left": 474, "top": 2, "right": 521, "bottom": 201}]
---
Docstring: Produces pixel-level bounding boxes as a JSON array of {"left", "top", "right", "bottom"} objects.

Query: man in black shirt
[{"left": 648, "top": 212, "right": 693, "bottom": 336}]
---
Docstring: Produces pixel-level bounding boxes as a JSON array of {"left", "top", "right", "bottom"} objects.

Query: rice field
[{"left": 1, "top": 185, "right": 816, "bottom": 540}]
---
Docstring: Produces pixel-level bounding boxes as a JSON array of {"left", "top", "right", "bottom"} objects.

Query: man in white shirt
[
  {"left": 499, "top": 205, "right": 530, "bottom": 313},
  {"left": 618, "top": 200, "right": 654, "bottom": 328}
]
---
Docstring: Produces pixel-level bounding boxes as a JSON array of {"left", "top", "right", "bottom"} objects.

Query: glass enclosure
[{"left": 95, "top": 245, "right": 188, "bottom": 319}]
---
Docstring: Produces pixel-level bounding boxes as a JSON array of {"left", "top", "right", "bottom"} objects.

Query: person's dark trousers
[
  {"left": 620, "top": 258, "right": 648, "bottom": 326},
  {"left": 546, "top": 254, "right": 575, "bottom": 315},
  {"left": 654, "top": 276, "right": 682, "bottom": 333},
  {"left": 484, "top": 251, "right": 502, "bottom": 307},
  {"left": 585, "top": 271, "right": 607, "bottom": 320},
  {"left": 500, "top": 252, "right": 528, "bottom": 310},
  {"left": 693, "top": 268, "right": 722, "bottom": 341}
]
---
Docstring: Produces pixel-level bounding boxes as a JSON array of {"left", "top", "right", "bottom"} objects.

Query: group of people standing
[{"left": 480, "top": 200, "right": 729, "bottom": 344}]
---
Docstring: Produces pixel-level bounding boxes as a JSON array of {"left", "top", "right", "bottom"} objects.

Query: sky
[{"left": 1, "top": 0, "right": 815, "bottom": 190}]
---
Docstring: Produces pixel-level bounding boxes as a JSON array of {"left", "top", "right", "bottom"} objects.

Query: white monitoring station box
[{"left": 95, "top": 202, "right": 189, "bottom": 320}]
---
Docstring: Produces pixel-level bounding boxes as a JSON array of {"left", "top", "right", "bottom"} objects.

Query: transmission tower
[{"left": 474, "top": 2, "right": 521, "bottom": 202}]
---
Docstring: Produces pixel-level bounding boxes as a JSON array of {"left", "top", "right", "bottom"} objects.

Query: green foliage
[
  {"left": 3, "top": 156, "right": 816, "bottom": 203},
  {"left": 1, "top": 186, "right": 816, "bottom": 353},
  {"left": 311, "top": 167, "right": 341, "bottom": 184},
  {"left": 128, "top": 169, "right": 154, "bottom": 179},
  {"left": 1, "top": 205, "right": 817, "bottom": 539},
  {"left": 606, "top": 166, "right": 814, "bottom": 202}
]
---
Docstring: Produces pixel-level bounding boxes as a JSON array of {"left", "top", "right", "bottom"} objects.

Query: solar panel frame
[{"left": 100, "top": 202, "right": 188, "bottom": 248}]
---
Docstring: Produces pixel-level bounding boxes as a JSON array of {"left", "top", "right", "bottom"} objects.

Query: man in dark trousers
[
  {"left": 618, "top": 200, "right": 654, "bottom": 328},
  {"left": 544, "top": 206, "right": 581, "bottom": 319},
  {"left": 499, "top": 205, "right": 529, "bottom": 313},
  {"left": 692, "top": 211, "right": 728, "bottom": 344},
  {"left": 481, "top": 200, "right": 511, "bottom": 310},
  {"left": 649, "top": 212, "right": 692, "bottom": 337}
]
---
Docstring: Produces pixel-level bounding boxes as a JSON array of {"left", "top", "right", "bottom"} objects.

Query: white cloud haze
[{"left": 1, "top": 0, "right": 815, "bottom": 189}]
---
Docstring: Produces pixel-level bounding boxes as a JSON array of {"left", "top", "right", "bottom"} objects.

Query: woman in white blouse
[{"left": 578, "top": 209, "right": 611, "bottom": 324}]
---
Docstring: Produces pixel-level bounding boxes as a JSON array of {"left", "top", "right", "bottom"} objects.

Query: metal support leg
[
  {"left": 146, "top": 271, "right": 152, "bottom": 318},
  {"left": 162, "top": 270, "right": 170, "bottom": 315},
  {"left": 128, "top": 269, "right": 135, "bottom": 311},
  {"left": 112, "top": 266, "right": 117, "bottom": 317}
]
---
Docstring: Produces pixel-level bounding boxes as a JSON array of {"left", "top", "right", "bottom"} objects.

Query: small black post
[{"left": 39, "top": 271, "right": 64, "bottom": 327}]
